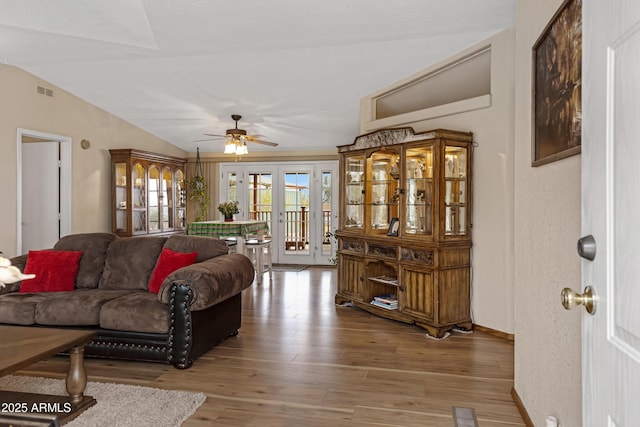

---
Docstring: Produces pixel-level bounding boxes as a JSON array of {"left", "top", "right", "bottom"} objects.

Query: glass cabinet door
[
  {"left": 114, "top": 162, "right": 127, "bottom": 234},
  {"left": 366, "top": 150, "right": 399, "bottom": 234},
  {"left": 175, "top": 169, "right": 186, "bottom": 229},
  {"left": 344, "top": 155, "right": 365, "bottom": 229},
  {"left": 404, "top": 146, "right": 433, "bottom": 236},
  {"left": 444, "top": 145, "right": 468, "bottom": 236},
  {"left": 162, "top": 167, "right": 174, "bottom": 230},
  {"left": 148, "top": 165, "right": 160, "bottom": 232},
  {"left": 132, "top": 163, "right": 146, "bottom": 234}
]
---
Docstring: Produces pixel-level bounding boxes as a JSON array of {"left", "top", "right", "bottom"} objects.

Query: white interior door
[
  {"left": 582, "top": 0, "right": 640, "bottom": 424},
  {"left": 17, "top": 129, "right": 71, "bottom": 256},
  {"left": 21, "top": 141, "right": 60, "bottom": 252}
]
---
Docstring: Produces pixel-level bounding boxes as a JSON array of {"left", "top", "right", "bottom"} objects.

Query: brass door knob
[{"left": 561, "top": 286, "right": 596, "bottom": 315}]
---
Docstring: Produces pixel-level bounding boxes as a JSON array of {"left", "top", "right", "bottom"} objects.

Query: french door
[{"left": 220, "top": 161, "right": 338, "bottom": 265}]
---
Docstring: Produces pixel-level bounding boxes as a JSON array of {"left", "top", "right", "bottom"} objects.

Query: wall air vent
[{"left": 36, "top": 85, "right": 54, "bottom": 97}]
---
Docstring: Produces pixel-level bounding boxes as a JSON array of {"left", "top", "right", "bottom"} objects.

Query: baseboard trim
[
  {"left": 511, "top": 388, "right": 534, "bottom": 427},
  {"left": 473, "top": 324, "right": 514, "bottom": 341}
]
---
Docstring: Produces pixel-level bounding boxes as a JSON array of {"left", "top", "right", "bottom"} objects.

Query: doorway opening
[{"left": 16, "top": 128, "right": 72, "bottom": 255}]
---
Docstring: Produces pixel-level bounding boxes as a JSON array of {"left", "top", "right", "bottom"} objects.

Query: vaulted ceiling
[{"left": 0, "top": 0, "right": 515, "bottom": 153}]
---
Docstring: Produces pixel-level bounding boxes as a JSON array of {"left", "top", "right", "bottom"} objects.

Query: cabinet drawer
[
  {"left": 400, "top": 248, "right": 434, "bottom": 265},
  {"left": 368, "top": 244, "right": 397, "bottom": 259}
]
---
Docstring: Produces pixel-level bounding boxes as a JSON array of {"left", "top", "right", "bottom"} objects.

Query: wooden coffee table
[{"left": 0, "top": 326, "right": 97, "bottom": 424}]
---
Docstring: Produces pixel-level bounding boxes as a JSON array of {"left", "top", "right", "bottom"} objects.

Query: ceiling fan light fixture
[
  {"left": 236, "top": 141, "right": 249, "bottom": 156},
  {"left": 224, "top": 139, "right": 237, "bottom": 154},
  {"left": 210, "top": 114, "right": 274, "bottom": 155}
]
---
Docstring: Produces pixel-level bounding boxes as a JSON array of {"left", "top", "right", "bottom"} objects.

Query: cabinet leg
[
  {"left": 417, "top": 323, "right": 448, "bottom": 339},
  {"left": 455, "top": 321, "right": 473, "bottom": 331},
  {"left": 335, "top": 294, "right": 350, "bottom": 305}
]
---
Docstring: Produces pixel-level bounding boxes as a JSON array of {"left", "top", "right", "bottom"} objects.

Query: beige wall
[
  {"left": 0, "top": 65, "right": 186, "bottom": 257},
  {"left": 360, "top": 28, "right": 516, "bottom": 334},
  {"left": 513, "top": 0, "right": 582, "bottom": 425}
]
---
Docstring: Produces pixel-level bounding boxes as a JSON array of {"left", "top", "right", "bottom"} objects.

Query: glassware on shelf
[
  {"left": 404, "top": 147, "right": 433, "bottom": 236},
  {"left": 443, "top": 146, "right": 468, "bottom": 236},
  {"left": 132, "top": 163, "right": 146, "bottom": 209},
  {"left": 366, "top": 151, "right": 399, "bottom": 234},
  {"left": 344, "top": 155, "right": 365, "bottom": 229}
]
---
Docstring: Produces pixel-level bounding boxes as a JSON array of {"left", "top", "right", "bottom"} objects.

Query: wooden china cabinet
[
  {"left": 335, "top": 128, "right": 473, "bottom": 338},
  {"left": 109, "top": 149, "right": 187, "bottom": 237}
]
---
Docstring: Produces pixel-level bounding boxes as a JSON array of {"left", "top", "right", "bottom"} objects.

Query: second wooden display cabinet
[
  {"left": 110, "top": 149, "right": 187, "bottom": 237},
  {"left": 335, "top": 128, "right": 473, "bottom": 338}
]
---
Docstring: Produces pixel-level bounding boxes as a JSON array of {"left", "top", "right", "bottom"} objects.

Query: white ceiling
[{"left": 0, "top": 0, "right": 515, "bottom": 154}]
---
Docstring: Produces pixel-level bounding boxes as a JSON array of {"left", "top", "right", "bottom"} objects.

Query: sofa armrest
[{"left": 158, "top": 253, "right": 254, "bottom": 311}]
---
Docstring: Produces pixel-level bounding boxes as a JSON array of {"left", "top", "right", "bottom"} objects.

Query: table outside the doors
[{"left": 186, "top": 220, "right": 269, "bottom": 253}]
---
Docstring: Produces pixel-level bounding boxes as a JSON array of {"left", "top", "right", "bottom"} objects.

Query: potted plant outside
[{"left": 218, "top": 201, "right": 239, "bottom": 222}]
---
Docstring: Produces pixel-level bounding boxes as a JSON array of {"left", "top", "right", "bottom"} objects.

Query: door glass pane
[
  {"left": 162, "top": 167, "right": 173, "bottom": 230},
  {"left": 404, "top": 147, "right": 433, "bottom": 236},
  {"left": 132, "top": 163, "right": 146, "bottom": 233},
  {"left": 148, "top": 165, "right": 160, "bottom": 232},
  {"left": 284, "top": 172, "right": 309, "bottom": 255},
  {"left": 444, "top": 146, "right": 468, "bottom": 236},
  {"left": 227, "top": 172, "right": 237, "bottom": 202},
  {"left": 322, "top": 171, "right": 332, "bottom": 256},
  {"left": 114, "top": 162, "right": 127, "bottom": 233},
  {"left": 248, "top": 173, "right": 272, "bottom": 232}
]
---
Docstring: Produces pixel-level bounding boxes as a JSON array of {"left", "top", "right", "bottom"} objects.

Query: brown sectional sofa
[{"left": 0, "top": 232, "right": 255, "bottom": 368}]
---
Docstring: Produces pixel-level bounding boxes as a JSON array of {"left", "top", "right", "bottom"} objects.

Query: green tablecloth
[{"left": 186, "top": 220, "right": 269, "bottom": 238}]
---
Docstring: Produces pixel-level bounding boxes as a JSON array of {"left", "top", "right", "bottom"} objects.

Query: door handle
[{"left": 561, "top": 286, "right": 596, "bottom": 315}]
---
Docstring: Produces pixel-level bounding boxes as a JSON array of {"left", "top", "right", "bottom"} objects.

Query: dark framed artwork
[{"left": 532, "top": 0, "right": 582, "bottom": 167}]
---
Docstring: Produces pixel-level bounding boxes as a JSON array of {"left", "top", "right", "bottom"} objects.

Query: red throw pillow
[
  {"left": 148, "top": 248, "right": 197, "bottom": 294},
  {"left": 20, "top": 250, "right": 83, "bottom": 293}
]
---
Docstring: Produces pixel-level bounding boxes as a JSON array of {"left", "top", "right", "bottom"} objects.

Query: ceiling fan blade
[
  {"left": 246, "top": 134, "right": 266, "bottom": 139},
  {"left": 203, "top": 133, "right": 227, "bottom": 138},
  {"left": 249, "top": 139, "right": 278, "bottom": 147},
  {"left": 193, "top": 138, "right": 222, "bottom": 142}
]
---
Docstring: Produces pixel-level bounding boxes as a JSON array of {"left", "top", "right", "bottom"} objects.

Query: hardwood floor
[{"left": 19, "top": 267, "right": 524, "bottom": 426}]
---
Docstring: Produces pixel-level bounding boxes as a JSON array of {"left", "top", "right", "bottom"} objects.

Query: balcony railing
[{"left": 248, "top": 209, "right": 332, "bottom": 247}]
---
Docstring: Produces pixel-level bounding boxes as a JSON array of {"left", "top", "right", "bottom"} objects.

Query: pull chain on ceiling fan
[{"left": 195, "top": 114, "right": 278, "bottom": 156}]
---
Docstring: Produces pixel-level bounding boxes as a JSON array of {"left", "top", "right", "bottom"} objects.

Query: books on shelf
[
  {"left": 371, "top": 294, "right": 398, "bottom": 310},
  {"left": 373, "top": 294, "right": 397, "bottom": 304},
  {"left": 369, "top": 275, "right": 398, "bottom": 285}
]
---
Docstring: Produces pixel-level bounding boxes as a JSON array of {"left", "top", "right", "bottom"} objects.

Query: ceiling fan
[{"left": 195, "top": 114, "right": 278, "bottom": 155}]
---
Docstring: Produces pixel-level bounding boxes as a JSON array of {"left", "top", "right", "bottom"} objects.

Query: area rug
[
  {"left": 272, "top": 264, "right": 309, "bottom": 272},
  {"left": 0, "top": 375, "right": 206, "bottom": 427}
]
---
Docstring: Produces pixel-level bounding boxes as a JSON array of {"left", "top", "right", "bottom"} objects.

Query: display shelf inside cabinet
[{"left": 335, "top": 128, "right": 473, "bottom": 338}]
